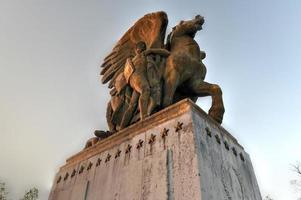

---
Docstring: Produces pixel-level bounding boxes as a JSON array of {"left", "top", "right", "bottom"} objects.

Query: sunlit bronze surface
[{"left": 100, "top": 11, "right": 224, "bottom": 135}]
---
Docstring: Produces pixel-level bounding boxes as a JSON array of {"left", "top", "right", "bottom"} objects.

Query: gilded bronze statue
[{"left": 94, "top": 11, "right": 225, "bottom": 141}]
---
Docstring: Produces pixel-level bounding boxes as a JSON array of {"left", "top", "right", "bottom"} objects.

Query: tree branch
[{"left": 291, "top": 162, "right": 301, "bottom": 177}]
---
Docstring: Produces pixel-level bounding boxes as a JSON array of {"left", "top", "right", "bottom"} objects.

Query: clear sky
[{"left": 0, "top": 0, "right": 300, "bottom": 199}]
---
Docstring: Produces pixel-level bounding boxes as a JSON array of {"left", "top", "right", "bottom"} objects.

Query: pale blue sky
[{"left": 0, "top": 0, "right": 300, "bottom": 199}]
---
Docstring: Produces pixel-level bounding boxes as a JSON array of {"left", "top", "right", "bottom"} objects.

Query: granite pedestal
[{"left": 48, "top": 99, "right": 262, "bottom": 200}]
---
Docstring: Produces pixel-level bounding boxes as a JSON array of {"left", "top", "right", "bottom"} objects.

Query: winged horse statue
[{"left": 97, "top": 11, "right": 224, "bottom": 138}]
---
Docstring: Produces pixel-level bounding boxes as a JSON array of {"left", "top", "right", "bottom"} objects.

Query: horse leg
[
  {"left": 163, "top": 70, "right": 179, "bottom": 107},
  {"left": 147, "top": 95, "right": 156, "bottom": 116},
  {"left": 192, "top": 81, "right": 225, "bottom": 123}
]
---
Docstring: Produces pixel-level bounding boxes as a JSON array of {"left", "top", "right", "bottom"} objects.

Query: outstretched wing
[{"left": 101, "top": 11, "right": 168, "bottom": 89}]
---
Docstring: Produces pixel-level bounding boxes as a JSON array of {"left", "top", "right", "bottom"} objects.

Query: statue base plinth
[{"left": 49, "top": 99, "right": 262, "bottom": 200}]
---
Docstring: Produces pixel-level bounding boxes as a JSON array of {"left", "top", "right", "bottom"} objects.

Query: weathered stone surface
[{"left": 49, "top": 99, "right": 261, "bottom": 200}]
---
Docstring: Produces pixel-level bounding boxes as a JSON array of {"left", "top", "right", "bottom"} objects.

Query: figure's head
[
  {"left": 173, "top": 15, "right": 204, "bottom": 38},
  {"left": 135, "top": 41, "right": 147, "bottom": 54}
]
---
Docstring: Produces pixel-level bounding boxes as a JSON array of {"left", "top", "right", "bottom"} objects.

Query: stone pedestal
[{"left": 49, "top": 99, "right": 262, "bottom": 200}]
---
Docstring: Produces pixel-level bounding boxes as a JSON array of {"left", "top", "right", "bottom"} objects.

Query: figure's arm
[{"left": 144, "top": 48, "right": 170, "bottom": 57}]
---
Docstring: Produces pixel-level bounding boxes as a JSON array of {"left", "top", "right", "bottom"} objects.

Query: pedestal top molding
[{"left": 63, "top": 99, "right": 242, "bottom": 170}]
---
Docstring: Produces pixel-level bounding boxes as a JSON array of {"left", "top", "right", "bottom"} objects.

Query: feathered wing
[{"left": 100, "top": 11, "right": 168, "bottom": 89}]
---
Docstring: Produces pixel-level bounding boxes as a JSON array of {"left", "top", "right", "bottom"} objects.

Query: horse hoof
[
  {"left": 208, "top": 107, "right": 224, "bottom": 124},
  {"left": 94, "top": 130, "right": 113, "bottom": 139},
  {"left": 209, "top": 113, "right": 223, "bottom": 124},
  {"left": 84, "top": 137, "right": 100, "bottom": 149}
]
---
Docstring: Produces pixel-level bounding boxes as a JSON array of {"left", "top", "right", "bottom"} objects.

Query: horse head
[{"left": 172, "top": 15, "right": 204, "bottom": 38}]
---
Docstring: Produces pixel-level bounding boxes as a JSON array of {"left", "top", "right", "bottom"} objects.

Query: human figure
[
  {"left": 146, "top": 54, "right": 168, "bottom": 115},
  {"left": 123, "top": 41, "right": 170, "bottom": 121}
]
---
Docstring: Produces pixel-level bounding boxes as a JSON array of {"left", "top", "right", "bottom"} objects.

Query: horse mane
[{"left": 165, "top": 26, "right": 176, "bottom": 50}]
